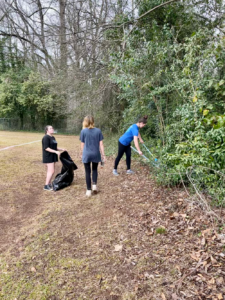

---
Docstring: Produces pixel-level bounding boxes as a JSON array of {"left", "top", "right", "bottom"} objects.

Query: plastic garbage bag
[{"left": 52, "top": 151, "right": 78, "bottom": 191}]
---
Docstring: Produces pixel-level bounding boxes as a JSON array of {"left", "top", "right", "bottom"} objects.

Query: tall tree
[{"left": 59, "top": 0, "right": 67, "bottom": 72}]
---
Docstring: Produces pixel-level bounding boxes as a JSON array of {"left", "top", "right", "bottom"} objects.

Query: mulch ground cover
[{"left": 0, "top": 131, "right": 224, "bottom": 300}]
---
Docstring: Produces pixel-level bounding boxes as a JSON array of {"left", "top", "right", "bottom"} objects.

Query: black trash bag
[{"left": 52, "top": 151, "right": 78, "bottom": 191}]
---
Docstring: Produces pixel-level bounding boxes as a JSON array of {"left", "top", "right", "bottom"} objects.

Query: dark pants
[
  {"left": 114, "top": 141, "right": 131, "bottom": 170},
  {"left": 84, "top": 162, "right": 98, "bottom": 190}
]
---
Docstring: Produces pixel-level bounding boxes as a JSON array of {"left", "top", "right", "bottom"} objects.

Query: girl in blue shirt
[{"left": 113, "top": 116, "right": 148, "bottom": 175}]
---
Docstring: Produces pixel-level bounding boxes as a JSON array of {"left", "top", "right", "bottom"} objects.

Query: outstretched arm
[
  {"left": 134, "top": 136, "right": 143, "bottom": 155},
  {"left": 138, "top": 132, "right": 144, "bottom": 144}
]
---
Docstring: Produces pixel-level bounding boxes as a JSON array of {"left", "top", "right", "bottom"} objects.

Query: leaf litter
[{"left": 0, "top": 133, "right": 224, "bottom": 299}]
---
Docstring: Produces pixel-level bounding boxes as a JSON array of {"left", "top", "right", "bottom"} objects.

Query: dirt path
[{"left": 0, "top": 132, "right": 224, "bottom": 300}]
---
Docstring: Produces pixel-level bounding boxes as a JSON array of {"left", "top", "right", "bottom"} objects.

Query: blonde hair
[{"left": 83, "top": 115, "right": 95, "bottom": 129}]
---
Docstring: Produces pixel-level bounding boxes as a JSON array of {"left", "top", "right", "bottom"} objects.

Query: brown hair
[
  {"left": 83, "top": 116, "right": 95, "bottom": 129},
  {"left": 138, "top": 115, "right": 148, "bottom": 124},
  {"left": 45, "top": 125, "right": 52, "bottom": 134}
]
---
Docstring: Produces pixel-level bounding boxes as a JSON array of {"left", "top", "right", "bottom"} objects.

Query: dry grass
[{"left": 0, "top": 131, "right": 225, "bottom": 300}]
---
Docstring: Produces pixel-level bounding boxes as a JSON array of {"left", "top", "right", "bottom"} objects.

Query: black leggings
[
  {"left": 114, "top": 141, "right": 131, "bottom": 170},
  {"left": 84, "top": 162, "right": 98, "bottom": 190}
]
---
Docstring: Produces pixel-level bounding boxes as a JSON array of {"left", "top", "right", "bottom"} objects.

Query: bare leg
[{"left": 45, "top": 163, "right": 55, "bottom": 185}]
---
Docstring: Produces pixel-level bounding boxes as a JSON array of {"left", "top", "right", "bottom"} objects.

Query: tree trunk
[
  {"left": 59, "top": 0, "right": 67, "bottom": 73},
  {"left": 19, "top": 113, "right": 24, "bottom": 130}
]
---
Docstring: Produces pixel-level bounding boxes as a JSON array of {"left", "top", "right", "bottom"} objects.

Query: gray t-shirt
[{"left": 80, "top": 128, "right": 104, "bottom": 163}]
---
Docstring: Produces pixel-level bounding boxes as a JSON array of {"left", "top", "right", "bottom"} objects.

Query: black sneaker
[{"left": 44, "top": 185, "right": 53, "bottom": 191}]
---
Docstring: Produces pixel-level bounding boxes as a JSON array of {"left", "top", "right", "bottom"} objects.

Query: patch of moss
[{"left": 155, "top": 227, "right": 167, "bottom": 234}]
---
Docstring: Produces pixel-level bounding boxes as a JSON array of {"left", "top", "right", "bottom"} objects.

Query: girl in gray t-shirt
[{"left": 80, "top": 116, "right": 105, "bottom": 197}]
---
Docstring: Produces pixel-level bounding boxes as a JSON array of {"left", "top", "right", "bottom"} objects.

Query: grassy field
[{"left": 0, "top": 131, "right": 224, "bottom": 300}]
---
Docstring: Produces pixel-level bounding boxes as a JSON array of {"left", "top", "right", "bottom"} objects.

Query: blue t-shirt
[
  {"left": 119, "top": 124, "right": 139, "bottom": 146},
  {"left": 80, "top": 128, "right": 104, "bottom": 163}
]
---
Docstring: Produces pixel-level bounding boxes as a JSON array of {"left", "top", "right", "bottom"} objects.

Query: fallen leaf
[
  {"left": 205, "top": 262, "right": 211, "bottom": 273},
  {"left": 208, "top": 278, "right": 215, "bottom": 285},
  {"left": 217, "top": 234, "right": 225, "bottom": 241},
  {"left": 216, "top": 277, "right": 224, "bottom": 286},
  {"left": 110, "top": 293, "right": 119, "bottom": 297},
  {"left": 217, "top": 293, "right": 223, "bottom": 300},
  {"left": 201, "top": 237, "right": 206, "bottom": 246},
  {"left": 114, "top": 244, "right": 123, "bottom": 252},
  {"left": 203, "top": 260, "right": 208, "bottom": 266},
  {"left": 211, "top": 256, "right": 217, "bottom": 264},
  {"left": 202, "top": 229, "right": 211, "bottom": 237},
  {"left": 113, "top": 275, "right": 117, "bottom": 281},
  {"left": 191, "top": 252, "right": 200, "bottom": 261},
  {"left": 30, "top": 266, "right": 36, "bottom": 272},
  {"left": 134, "top": 285, "right": 139, "bottom": 291},
  {"left": 161, "top": 292, "right": 166, "bottom": 300},
  {"left": 172, "top": 294, "right": 178, "bottom": 300},
  {"left": 170, "top": 212, "right": 179, "bottom": 219},
  {"left": 146, "top": 231, "right": 154, "bottom": 236},
  {"left": 180, "top": 214, "right": 187, "bottom": 218}
]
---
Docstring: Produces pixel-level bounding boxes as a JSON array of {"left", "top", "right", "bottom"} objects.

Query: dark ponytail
[{"left": 138, "top": 115, "right": 148, "bottom": 124}]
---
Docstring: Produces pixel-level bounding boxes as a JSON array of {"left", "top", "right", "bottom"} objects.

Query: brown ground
[{"left": 0, "top": 131, "right": 224, "bottom": 300}]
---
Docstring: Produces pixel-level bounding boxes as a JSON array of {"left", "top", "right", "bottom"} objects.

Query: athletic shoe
[
  {"left": 126, "top": 169, "right": 135, "bottom": 174},
  {"left": 113, "top": 169, "right": 119, "bottom": 176},
  {"left": 86, "top": 190, "right": 92, "bottom": 197},
  {"left": 92, "top": 184, "right": 97, "bottom": 192},
  {"left": 44, "top": 185, "right": 53, "bottom": 191}
]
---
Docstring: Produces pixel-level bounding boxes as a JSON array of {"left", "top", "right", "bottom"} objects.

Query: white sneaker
[
  {"left": 126, "top": 169, "right": 135, "bottom": 174},
  {"left": 113, "top": 169, "right": 119, "bottom": 176},
  {"left": 86, "top": 190, "right": 92, "bottom": 197},
  {"left": 92, "top": 184, "right": 97, "bottom": 191}
]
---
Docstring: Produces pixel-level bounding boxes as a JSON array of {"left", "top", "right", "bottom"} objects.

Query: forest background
[{"left": 0, "top": 0, "right": 225, "bottom": 204}]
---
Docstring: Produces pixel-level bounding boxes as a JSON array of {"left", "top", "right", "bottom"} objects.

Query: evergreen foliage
[{"left": 108, "top": 1, "right": 225, "bottom": 204}]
